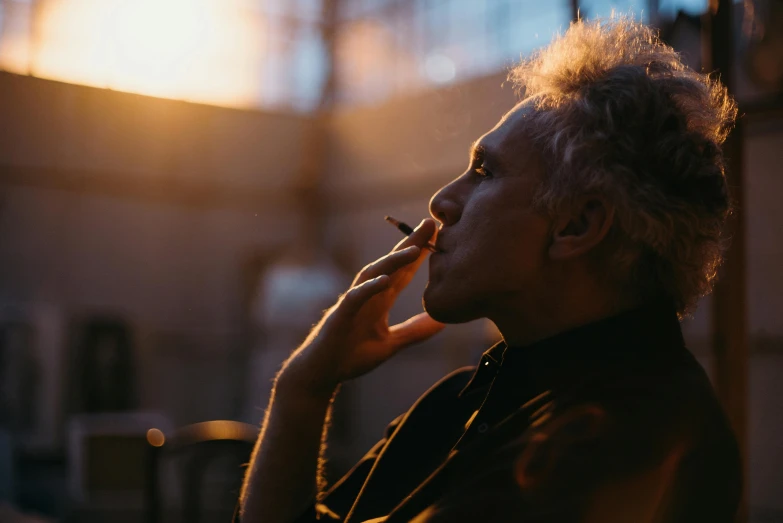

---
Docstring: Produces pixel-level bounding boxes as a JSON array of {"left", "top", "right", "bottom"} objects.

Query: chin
[{"left": 422, "top": 283, "right": 482, "bottom": 324}]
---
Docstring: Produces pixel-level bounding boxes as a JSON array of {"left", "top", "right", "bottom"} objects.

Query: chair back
[{"left": 147, "top": 420, "right": 257, "bottom": 523}]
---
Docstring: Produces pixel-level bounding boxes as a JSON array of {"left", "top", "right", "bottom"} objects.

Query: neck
[{"left": 490, "top": 283, "right": 641, "bottom": 347}]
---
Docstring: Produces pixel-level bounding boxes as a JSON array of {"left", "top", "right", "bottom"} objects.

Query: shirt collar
[{"left": 459, "top": 298, "right": 684, "bottom": 398}]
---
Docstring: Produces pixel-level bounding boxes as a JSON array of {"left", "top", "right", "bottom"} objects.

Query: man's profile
[{"left": 238, "top": 17, "right": 741, "bottom": 523}]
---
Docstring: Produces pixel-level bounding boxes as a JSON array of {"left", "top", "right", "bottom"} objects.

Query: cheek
[
  {"left": 467, "top": 194, "right": 549, "bottom": 257},
  {"left": 504, "top": 216, "right": 550, "bottom": 269},
  {"left": 487, "top": 218, "right": 550, "bottom": 282},
  {"left": 436, "top": 181, "right": 550, "bottom": 285},
  {"left": 448, "top": 214, "right": 549, "bottom": 293}
]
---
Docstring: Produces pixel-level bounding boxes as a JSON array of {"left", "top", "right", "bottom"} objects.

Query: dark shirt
[{"left": 284, "top": 300, "right": 741, "bottom": 523}]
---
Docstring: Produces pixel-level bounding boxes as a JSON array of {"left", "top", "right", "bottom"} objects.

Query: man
[{"left": 238, "top": 17, "right": 741, "bottom": 523}]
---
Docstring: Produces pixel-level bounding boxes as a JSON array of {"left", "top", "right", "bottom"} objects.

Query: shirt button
[
  {"left": 477, "top": 423, "right": 489, "bottom": 433},
  {"left": 483, "top": 361, "right": 490, "bottom": 366}
]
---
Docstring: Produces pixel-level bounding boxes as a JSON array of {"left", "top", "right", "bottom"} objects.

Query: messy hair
[{"left": 509, "top": 16, "right": 737, "bottom": 315}]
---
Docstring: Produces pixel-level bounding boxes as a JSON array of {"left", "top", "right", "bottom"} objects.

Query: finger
[
  {"left": 353, "top": 245, "right": 421, "bottom": 286},
  {"left": 337, "top": 275, "right": 392, "bottom": 319},
  {"left": 388, "top": 312, "right": 446, "bottom": 351},
  {"left": 387, "top": 241, "right": 432, "bottom": 291},
  {"left": 392, "top": 218, "right": 438, "bottom": 252},
  {"left": 386, "top": 221, "right": 437, "bottom": 289}
]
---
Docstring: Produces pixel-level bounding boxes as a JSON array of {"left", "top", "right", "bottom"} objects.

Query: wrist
[{"left": 276, "top": 357, "right": 340, "bottom": 401}]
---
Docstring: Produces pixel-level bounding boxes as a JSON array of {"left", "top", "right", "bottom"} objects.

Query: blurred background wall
[
  {"left": 0, "top": 70, "right": 308, "bottom": 427},
  {"left": 0, "top": 0, "right": 781, "bottom": 521}
]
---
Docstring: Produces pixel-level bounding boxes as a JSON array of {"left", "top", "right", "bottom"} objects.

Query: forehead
[
  {"left": 476, "top": 101, "right": 541, "bottom": 173},
  {"left": 482, "top": 101, "right": 535, "bottom": 152}
]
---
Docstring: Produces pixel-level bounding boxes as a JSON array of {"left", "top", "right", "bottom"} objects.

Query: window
[
  {"left": 335, "top": 0, "right": 572, "bottom": 106},
  {"left": 0, "top": 0, "right": 672, "bottom": 110},
  {"left": 579, "top": 0, "right": 650, "bottom": 22}
]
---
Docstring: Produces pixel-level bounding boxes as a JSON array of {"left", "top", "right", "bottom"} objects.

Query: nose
[{"left": 429, "top": 179, "right": 462, "bottom": 226}]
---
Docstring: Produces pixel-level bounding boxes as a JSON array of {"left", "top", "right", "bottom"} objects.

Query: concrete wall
[
  {"left": 0, "top": 72, "right": 308, "bottom": 442},
  {"left": 0, "top": 72, "right": 304, "bottom": 194},
  {"left": 325, "top": 72, "right": 516, "bottom": 208}
]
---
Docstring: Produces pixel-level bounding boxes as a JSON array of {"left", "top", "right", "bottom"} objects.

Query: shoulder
[
  {"left": 552, "top": 345, "right": 737, "bottom": 465},
  {"left": 659, "top": 352, "right": 743, "bottom": 521},
  {"left": 582, "top": 347, "right": 742, "bottom": 517},
  {"left": 577, "top": 344, "right": 721, "bottom": 415}
]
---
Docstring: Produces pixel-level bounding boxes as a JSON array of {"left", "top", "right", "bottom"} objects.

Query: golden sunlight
[{"left": 2, "top": 0, "right": 266, "bottom": 107}]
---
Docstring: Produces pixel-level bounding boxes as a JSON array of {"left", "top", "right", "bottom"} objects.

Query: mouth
[
  {"left": 432, "top": 227, "right": 445, "bottom": 253},
  {"left": 433, "top": 235, "right": 446, "bottom": 253}
]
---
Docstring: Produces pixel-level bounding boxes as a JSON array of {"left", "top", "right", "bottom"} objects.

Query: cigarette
[{"left": 384, "top": 216, "right": 439, "bottom": 252}]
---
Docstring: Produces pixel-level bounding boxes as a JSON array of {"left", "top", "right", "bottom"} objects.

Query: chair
[{"left": 146, "top": 420, "right": 257, "bottom": 523}]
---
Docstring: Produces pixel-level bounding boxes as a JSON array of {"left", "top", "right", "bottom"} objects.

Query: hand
[{"left": 281, "top": 219, "right": 445, "bottom": 395}]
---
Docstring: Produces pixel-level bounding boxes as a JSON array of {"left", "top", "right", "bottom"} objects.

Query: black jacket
[{"left": 288, "top": 300, "right": 741, "bottom": 523}]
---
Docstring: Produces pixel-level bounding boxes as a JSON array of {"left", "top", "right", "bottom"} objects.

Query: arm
[
  {"left": 239, "top": 219, "right": 444, "bottom": 523},
  {"left": 237, "top": 373, "right": 338, "bottom": 523}
]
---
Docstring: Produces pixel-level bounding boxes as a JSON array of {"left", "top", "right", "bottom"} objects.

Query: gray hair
[{"left": 509, "top": 16, "right": 738, "bottom": 315}]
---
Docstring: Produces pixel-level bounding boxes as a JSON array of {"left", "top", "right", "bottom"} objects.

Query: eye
[{"left": 475, "top": 165, "right": 493, "bottom": 178}]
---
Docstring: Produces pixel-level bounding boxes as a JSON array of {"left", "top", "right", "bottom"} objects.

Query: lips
[
  {"left": 432, "top": 227, "right": 444, "bottom": 253},
  {"left": 428, "top": 247, "right": 445, "bottom": 280},
  {"left": 433, "top": 235, "right": 446, "bottom": 253}
]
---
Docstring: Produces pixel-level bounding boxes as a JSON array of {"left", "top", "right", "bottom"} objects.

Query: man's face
[{"left": 423, "top": 102, "right": 552, "bottom": 323}]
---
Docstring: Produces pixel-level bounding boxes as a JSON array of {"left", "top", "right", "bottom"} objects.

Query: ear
[{"left": 549, "top": 196, "right": 615, "bottom": 261}]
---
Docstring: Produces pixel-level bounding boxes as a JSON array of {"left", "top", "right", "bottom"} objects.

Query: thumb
[{"left": 388, "top": 312, "right": 446, "bottom": 351}]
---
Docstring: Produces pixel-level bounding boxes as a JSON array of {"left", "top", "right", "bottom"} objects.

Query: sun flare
[{"left": 1, "top": 0, "right": 265, "bottom": 107}]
